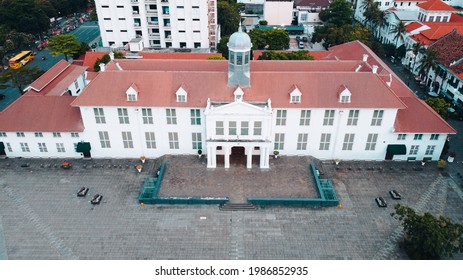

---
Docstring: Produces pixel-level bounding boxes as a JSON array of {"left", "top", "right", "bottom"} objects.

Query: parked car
[
  {"left": 296, "top": 36, "right": 301, "bottom": 41},
  {"left": 298, "top": 41, "right": 305, "bottom": 49},
  {"left": 302, "top": 37, "right": 308, "bottom": 42}
]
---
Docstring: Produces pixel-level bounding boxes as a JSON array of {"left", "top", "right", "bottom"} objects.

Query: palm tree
[
  {"left": 390, "top": 21, "right": 407, "bottom": 47},
  {"left": 418, "top": 48, "right": 439, "bottom": 91},
  {"left": 410, "top": 42, "right": 424, "bottom": 73},
  {"left": 372, "top": 9, "right": 387, "bottom": 39},
  {"left": 361, "top": 0, "right": 377, "bottom": 28}
]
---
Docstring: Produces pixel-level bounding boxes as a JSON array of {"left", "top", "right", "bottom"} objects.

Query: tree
[
  {"left": 0, "top": 0, "right": 50, "bottom": 34},
  {"left": 72, "top": 42, "right": 91, "bottom": 59},
  {"left": 390, "top": 21, "right": 407, "bottom": 47},
  {"left": 217, "top": 0, "right": 241, "bottom": 37},
  {"left": 208, "top": 56, "right": 226, "bottom": 60},
  {"left": 418, "top": 48, "right": 438, "bottom": 75},
  {"left": 93, "top": 54, "right": 111, "bottom": 72},
  {"left": 2, "top": 30, "right": 36, "bottom": 53},
  {"left": 259, "top": 20, "right": 268, "bottom": 26},
  {"left": 216, "top": 35, "right": 230, "bottom": 59},
  {"left": 391, "top": 204, "right": 463, "bottom": 259},
  {"left": 312, "top": 24, "right": 373, "bottom": 49},
  {"left": 248, "top": 28, "right": 290, "bottom": 50},
  {"left": 425, "top": 97, "right": 450, "bottom": 119},
  {"left": 257, "top": 50, "right": 314, "bottom": 60},
  {"left": 0, "top": 66, "right": 45, "bottom": 94},
  {"left": 46, "top": 34, "right": 81, "bottom": 61},
  {"left": 323, "top": 0, "right": 353, "bottom": 27},
  {"left": 89, "top": 9, "right": 98, "bottom": 21}
]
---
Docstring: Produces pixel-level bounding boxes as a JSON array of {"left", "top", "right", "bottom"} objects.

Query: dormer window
[
  {"left": 233, "top": 87, "right": 244, "bottom": 102},
  {"left": 126, "top": 83, "right": 139, "bottom": 102},
  {"left": 338, "top": 85, "right": 351, "bottom": 103},
  {"left": 289, "top": 85, "right": 302, "bottom": 104},
  {"left": 176, "top": 85, "right": 187, "bottom": 103}
]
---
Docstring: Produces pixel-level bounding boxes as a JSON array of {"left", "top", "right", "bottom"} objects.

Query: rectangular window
[
  {"left": 229, "top": 121, "right": 237, "bottom": 135},
  {"left": 216, "top": 121, "right": 224, "bottom": 135},
  {"left": 430, "top": 134, "right": 439, "bottom": 140},
  {"left": 35, "top": 132, "right": 43, "bottom": 137},
  {"left": 166, "top": 109, "right": 177, "bottom": 125},
  {"left": 17, "top": 132, "right": 25, "bottom": 137},
  {"left": 371, "top": 110, "right": 384, "bottom": 126},
  {"left": 365, "top": 133, "right": 378, "bottom": 151},
  {"left": 319, "top": 133, "right": 331, "bottom": 150},
  {"left": 323, "top": 110, "right": 335, "bottom": 126},
  {"left": 53, "top": 132, "right": 61, "bottom": 138},
  {"left": 291, "top": 95, "right": 300, "bottom": 103},
  {"left": 177, "top": 94, "right": 186, "bottom": 102},
  {"left": 300, "top": 110, "right": 311, "bottom": 126},
  {"left": 414, "top": 134, "right": 423, "bottom": 140},
  {"left": 276, "top": 110, "right": 287, "bottom": 126},
  {"left": 429, "top": 16, "right": 434, "bottom": 22},
  {"left": 142, "top": 108, "right": 153, "bottom": 124},
  {"left": 56, "top": 143, "right": 65, "bottom": 153},
  {"left": 71, "top": 132, "right": 79, "bottom": 138},
  {"left": 20, "top": 143, "right": 30, "bottom": 152},
  {"left": 241, "top": 121, "right": 249, "bottom": 135},
  {"left": 253, "top": 121, "right": 262, "bottom": 136},
  {"left": 425, "top": 145, "right": 435, "bottom": 155},
  {"left": 168, "top": 132, "right": 179, "bottom": 149},
  {"left": 94, "top": 108, "right": 106, "bottom": 124},
  {"left": 122, "top": 131, "right": 134, "bottom": 149},
  {"left": 397, "top": 134, "right": 406, "bottom": 140},
  {"left": 38, "top": 143, "right": 48, "bottom": 152},
  {"left": 297, "top": 133, "right": 308, "bottom": 150},
  {"left": 274, "top": 133, "right": 285, "bottom": 150},
  {"left": 118, "top": 108, "right": 130, "bottom": 124},
  {"left": 145, "top": 132, "right": 156, "bottom": 149},
  {"left": 99, "top": 131, "right": 111, "bottom": 148},
  {"left": 409, "top": 145, "right": 419, "bottom": 155},
  {"left": 0, "top": 132, "right": 6, "bottom": 137},
  {"left": 190, "top": 109, "right": 201, "bottom": 125},
  {"left": 342, "top": 133, "right": 355, "bottom": 150},
  {"left": 347, "top": 110, "right": 359, "bottom": 126},
  {"left": 6, "top": 143, "right": 12, "bottom": 152},
  {"left": 192, "top": 133, "right": 202, "bottom": 150}
]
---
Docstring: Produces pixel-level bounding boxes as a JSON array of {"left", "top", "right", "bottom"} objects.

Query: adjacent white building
[
  {"left": 94, "top": 0, "right": 219, "bottom": 50},
  {"left": 0, "top": 30, "right": 456, "bottom": 167}
]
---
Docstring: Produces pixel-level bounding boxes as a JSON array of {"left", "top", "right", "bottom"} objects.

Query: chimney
[
  {"left": 372, "top": 65, "right": 378, "bottom": 74},
  {"left": 99, "top": 63, "right": 106, "bottom": 72},
  {"left": 109, "top": 52, "right": 114, "bottom": 61},
  {"left": 386, "top": 73, "right": 392, "bottom": 87},
  {"left": 355, "top": 65, "right": 362, "bottom": 72},
  {"left": 363, "top": 54, "right": 369, "bottom": 62}
]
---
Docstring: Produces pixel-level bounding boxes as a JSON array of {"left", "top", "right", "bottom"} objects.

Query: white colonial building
[
  {"left": 94, "top": 0, "right": 219, "bottom": 50},
  {"left": 0, "top": 29, "right": 456, "bottom": 168}
]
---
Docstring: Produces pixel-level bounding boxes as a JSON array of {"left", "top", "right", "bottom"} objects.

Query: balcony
[
  {"left": 132, "top": 10, "right": 139, "bottom": 15},
  {"left": 146, "top": 10, "right": 158, "bottom": 15},
  {"left": 147, "top": 21, "right": 159, "bottom": 26},
  {"left": 165, "top": 35, "right": 172, "bottom": 40},
  {"left": 134, "top": 22, "right": 141, "bottom": 28},
  {"left": 164, "top": 23, "right": 171, "bottom": 28}
]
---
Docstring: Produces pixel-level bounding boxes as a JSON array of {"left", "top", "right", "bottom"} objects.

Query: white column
[
  {"left": 260, "top": 147, "right": 269, "bottom": 169},
  {"left": 224, "top": 146, "right": 230, "bottom": 169},
  {"left": 207, "top": 146, "right": 214, "bottom": 168},
  {"left": 212, "top": 146, "right": 217, "bottom": 168},
  {"left": 246, "top": 146, "right": 253, "bottom": 169}
]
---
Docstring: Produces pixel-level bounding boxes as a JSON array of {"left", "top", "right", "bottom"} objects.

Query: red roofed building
[{"left": 0, "top": 35, "right": 455, "bottom": 165}]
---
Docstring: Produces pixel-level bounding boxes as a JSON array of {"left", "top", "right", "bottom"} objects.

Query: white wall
[{"left": 263, "top": 1, "right": 294, "bottom": 26}]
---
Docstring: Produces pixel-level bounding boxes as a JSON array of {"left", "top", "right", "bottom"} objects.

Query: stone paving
[{"left": 1, "top": 154, "right": 463, "bottom": 260}]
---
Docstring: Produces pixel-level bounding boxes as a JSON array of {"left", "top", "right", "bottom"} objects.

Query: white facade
[
  {"left": 95, "top": 0, "right": 218, "bottom": 50},
  {"left": 263, "top": 1, "right": 294, "bottom": 26}
]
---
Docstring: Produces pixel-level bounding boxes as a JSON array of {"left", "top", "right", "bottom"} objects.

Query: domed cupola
[{"left": 227, "top": 24, "right": 252, "bottom": 87}]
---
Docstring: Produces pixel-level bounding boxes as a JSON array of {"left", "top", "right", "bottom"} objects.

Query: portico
[{"left": 206, "top": 141, "right": 271, "bottom": 169}]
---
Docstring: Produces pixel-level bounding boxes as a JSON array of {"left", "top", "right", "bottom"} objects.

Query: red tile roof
[
  {"left": 72, "top": 60, "right": 405, "bottom": 109},
  {"left": 327, "top": 41, "right": 455, "bottom": 134},
  {"left": 27, "top": 63, "right": 87, "bottom": 96},
  {"left": 82, "top": 51, "right": 223, "bottom": 71},
  {"left": 0, "top": 96, "right": 84, "bottom": 132},
  {"left": 405, "top": 21, "right": 425, "bottom": 32},
  {"left": 417, "top": 0, "right": 456, "bottom": 11},
  {"left": 430, "top": 30, "right": 463, "bottom": 74},
  {"left": 29, "top": 60, "right": 70, "bottom": 91},
  {"left": 395, "top": 97, "right": 456, "bottom": 133}
]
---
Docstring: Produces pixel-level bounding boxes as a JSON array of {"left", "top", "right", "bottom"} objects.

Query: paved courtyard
[{"left": 1, "top": 155, "right": 463, "bottom": 260}]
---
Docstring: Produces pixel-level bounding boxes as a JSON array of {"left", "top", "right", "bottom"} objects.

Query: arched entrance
[{"left": 230, "top": 146, "right": 246, "bottom": 166}]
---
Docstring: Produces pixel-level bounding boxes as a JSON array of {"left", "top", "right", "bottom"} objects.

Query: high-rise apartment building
[{"left": 95, "top": 0, "right": 219, "bottom": 50}]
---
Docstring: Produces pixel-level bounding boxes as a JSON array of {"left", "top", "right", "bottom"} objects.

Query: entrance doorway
[
  {"left": 0, "top": 142, "right": 6, "bottom": 157},
  {"left": 230, "top": 146, "right": 245, "bottom": 166}
]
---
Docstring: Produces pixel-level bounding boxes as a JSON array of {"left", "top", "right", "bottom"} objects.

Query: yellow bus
[{"left": 8, "top": 51, "right": 34, "bottom": 69}]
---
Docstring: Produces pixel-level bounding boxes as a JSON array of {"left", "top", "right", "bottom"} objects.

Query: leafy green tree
[
  {"left": 425, "top": 97, "right": 450, "bottom": 119},
  {"left": 89, "top": 9, "right": 98, "bottom": 21},
  {"left": 207, "top": 56, "right": 226, "bottom": 60},
  {"left": 258, "top": 50, "right": 314, "bottom": 60},
  {"left": 418, "top": 48, "right": 438, "bottom": 75},
  {"left": 0, "top": 66, "right": 45, "bottom": 94},
  {"left": 259, "top": 20, "right": 268, "bottom": 26},
  {"left": 114, "top": 51, "right": 125, "bottom": 59},
  {"left": 0, "top": 0, "right": 50, "bottom": 34},
  {"left": 46, "top": 34, "right": 81, "bottom": 61},
  {"left": 217, "top": 0, "right": 241, "bottom": 37},
  {"left": 248, "top": 28, "right": 290, "bottom": 50},
  {"left": 1, "top": 30, "right": 35, "bottom": 53},
  {"left": 312, "top": 24, "right": 372, "bottom": 49},
  {"left": 216, "top": 35, "right": 230, "bottom": 59},
  {"left": 391, "top": 204, "right": 463, "bottom": 259},
  {"left": 72, "top": 42, "right": 90, "bottom": 59},
  {"left": 323, "top": 0, "right": 353, "bottom": 27},
  {"left": 93, "top": 54, "right": 111, "bottom": 72}
]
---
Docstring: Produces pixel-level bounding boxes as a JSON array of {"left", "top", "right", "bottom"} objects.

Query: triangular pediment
[{"left": 208, "top": 101, "right": 271, "bottom": 116}]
